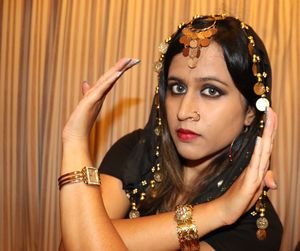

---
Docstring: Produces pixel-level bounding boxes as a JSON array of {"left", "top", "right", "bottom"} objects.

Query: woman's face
[{"left": 165, "top": 42, "right": 254, "bottom": 162}]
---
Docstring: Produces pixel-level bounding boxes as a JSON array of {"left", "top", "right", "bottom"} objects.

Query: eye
[
  {"left": 168, "top": 83, "right": 187, "bottom": 95},
  {"left": 201, "top": 86, "right": 222, "bottom": 97}
]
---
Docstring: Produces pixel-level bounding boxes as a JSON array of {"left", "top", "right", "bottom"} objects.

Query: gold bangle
[
  {"left": 58, "top": 166, "right": 101, "bottom": 189},
  {"left": 175, "top": 205, "right": 200, "bottom": 251}
]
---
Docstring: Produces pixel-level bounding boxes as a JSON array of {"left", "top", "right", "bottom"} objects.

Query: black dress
[{"left": 99, "top": 129, "right": 283, "bottom": 251}]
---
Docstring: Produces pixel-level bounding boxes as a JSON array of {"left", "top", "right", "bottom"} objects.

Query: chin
[
  {"left": 176, "top": 144, "right": 226, "bottom": 164},
  {"left": 176, "top": 148, "right": 206, "bottom": 161}
]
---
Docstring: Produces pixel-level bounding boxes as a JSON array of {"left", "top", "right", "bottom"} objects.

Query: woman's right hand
[
  {"left": 62, "top": 58, "right": 140, "bottom": 145},
  {"left": 218, "top": 107, "right": 277, "bottom": 225}
]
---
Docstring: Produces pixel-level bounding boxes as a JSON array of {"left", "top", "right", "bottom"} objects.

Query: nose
[{"left": 177, "top": 93, "right": 200, "bottom": 121}]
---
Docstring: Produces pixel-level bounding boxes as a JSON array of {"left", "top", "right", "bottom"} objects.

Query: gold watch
[{"left": 58, "top": 166, "right": 101, "bottom": 189}]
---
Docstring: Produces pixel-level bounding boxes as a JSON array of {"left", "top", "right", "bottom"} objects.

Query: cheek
[
  {"left": 206, "top": 106, "right": 246, "bottom": 141},
  {"left": 165, "top": 96, "right": 176, "bottom": 125}
]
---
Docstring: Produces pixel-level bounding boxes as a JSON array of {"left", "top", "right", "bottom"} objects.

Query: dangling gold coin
[
  {"left": 256, "top": 229, "right": 267, "bottom": 240},
  {"left": 252, "top": 63, "right": 258, "bottom": 75},
  {"left": 196, "top": 47, "right": 201, "bottom": 57},
  {"left": 255, "top": 200, "right": 263, "bottom": 212},
  {"left": 154, "top": 172, "right": 162, "bottom": 183},
  {"left": 203, "top": 29, "right": 212, "bottom": 37},
  {"left": 154, "top": 61, "right": 163, "bottom": 72},
  {"left": 182, "top": 28, "right": 190, "bottom": 36},
  {"left": 151, "top": 188, "right": 158, "bottom": 198},
  {"left": 179, "top": 36, "right": 189, "bottom": 45},
  {"left": 189, "top": 47, "right": 198, "bottom": 58},
  {"left": 129, "top": 209, "right": 140, "bottom": 219},
  {"left": 197, "top": 32, "right": 205, "bottom": 40},
  {"left": 248, "top": 43, "right": 254, "bottom": 55},
  {"left": 189, "top": 39, "right": 198, "bottom": 48},
  {"left": 158, "top": 41, "right": 169, "bottom": 54},
  {"left": 210, "top": 27, "right": 217, "bottom": 35},
  {"left": 154, "top": 126, "right": 161, "bottom": 136},
  {"left": 188, "top": 57, "right": 198, "bottom": 68},
  {"left": 254, "top": 82, "right": 266, "bottom": 95},
  {"left": 200, "top": 38, "right": 210, "bottom": 47},
  {"left": 256, "top": 217, "right": 269, "bottom": 229},
  {"left": 183, "top": 47, "right": 189, "bottom": 57}
]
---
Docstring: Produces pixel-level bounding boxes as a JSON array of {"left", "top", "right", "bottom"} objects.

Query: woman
[{"left": 60, "top": 15, "right": 282, "bottom": 250}]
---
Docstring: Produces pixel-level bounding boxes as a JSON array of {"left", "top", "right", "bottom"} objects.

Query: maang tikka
[
  {"left": 179, "top": 17, "right": 217, "bottom": 68},
  {"left": 153, "top": 15, "right": 226, "bottom": 73}
]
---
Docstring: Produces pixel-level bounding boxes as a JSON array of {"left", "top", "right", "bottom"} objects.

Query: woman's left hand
[
  {"left": 62, "top": 58, "right": 140, "bottom": 145},
  {"left": 217, "top": 107, "right": 278, "bottom": 225}
]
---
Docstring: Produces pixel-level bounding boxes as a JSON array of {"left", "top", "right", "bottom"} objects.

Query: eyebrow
[
  {"left": 195, "top": 77, "right": 229, "bottom": 87},
  {"left": 167, "top": 76, "right": 229, "bottom": 87},
  {"left": 167, "top": 76, "right": 183, "bottom": 83}
]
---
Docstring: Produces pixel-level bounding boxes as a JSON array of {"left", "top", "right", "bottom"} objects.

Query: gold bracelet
[
  {"left": 175, "top": 205, "right": 200, "bottom": 251},
  {"left": 58, "top": 166, "right": 101, "bottom": 189}
]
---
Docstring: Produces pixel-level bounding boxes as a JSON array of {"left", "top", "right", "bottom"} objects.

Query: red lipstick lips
[{"left": 176, "top": 128, "right": 199, "bottom": 141}]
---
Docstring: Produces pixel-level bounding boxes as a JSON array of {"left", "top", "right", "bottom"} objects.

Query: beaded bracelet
[{"left": 175, "top": 205, "right": 200, "bottom": 251}]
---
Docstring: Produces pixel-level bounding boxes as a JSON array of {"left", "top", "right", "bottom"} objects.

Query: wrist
[
  {"left": 213, "top": 197, "right": 231, "bottom": 226},
  {"left": 62, "top": 142, "right": 92, "bottom": 175}
]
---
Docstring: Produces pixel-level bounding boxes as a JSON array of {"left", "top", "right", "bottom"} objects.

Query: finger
[
  {"left": 93, "top": 59, "right": 140, "bottom": 95},
  {"left": 263, "top": 170, "right": 278, "bottom": 190},
  {"left": 258, "top": 108, "right": 276, "bottom": 178},
  {"left": 81, "top": 81, "right": 91, "bottom": 95},
  {"left": 119, "top": 58, "right": 141, "bottom": 74},
  {"left": 247, "top": 136, "right": 263, "bottom": 178},
  {"left": 272, "top": 110, "right": 278, "bottom": 142},
  {"left": 247, "top": 182, "right": 265, "bottom": 211},
  {"left": 98, "top": 58, "right": 131, "bottom": 83},
  {"left": 84, "top": 58, "right": 140, "bottom": 104},
  {"left": 99, "top": 58, "right": 139, "bottom": 84}
]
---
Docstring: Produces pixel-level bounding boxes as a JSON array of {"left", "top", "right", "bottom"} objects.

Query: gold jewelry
[
  {"left": 240, "top": 22, "right": 270, "bottom": 114},
  {"left": 58, "top": 166, "right": 101, "bottom": 189},
  {"left": 153, "top": 14, "right": 226, "bottom": 73},
  {"left": 255, "top": 190, "right": 269, "bottom": 240},
  {"left": 175, "top": 205, "right": 200, "bottom": 251},
  {"left": 179, "top": 19, "right": 217, "bottom": 69},
  {"left": 191, "top": 111, "right": 200, "bottom": 121}
]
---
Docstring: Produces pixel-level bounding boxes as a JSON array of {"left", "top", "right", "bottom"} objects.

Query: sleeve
[
  {"left": 99, "top": 129, "right": 143, "bottom": 181},
  {"left": 203, "top": 198, "right": 283, "bottom": 251}
]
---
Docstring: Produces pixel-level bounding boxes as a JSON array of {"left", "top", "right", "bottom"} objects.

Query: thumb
[
  {"left": 264, "top": 170, "right": 278, "bottom": 190},
  {"left": 82, "top": 81, "right": 91, "bottom": 95}
]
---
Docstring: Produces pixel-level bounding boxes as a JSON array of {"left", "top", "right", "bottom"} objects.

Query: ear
[{"left": 244, "top": 106, "right": 256, "bottom": 126}]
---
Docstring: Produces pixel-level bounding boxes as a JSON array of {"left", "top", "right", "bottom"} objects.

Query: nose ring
[{"left": 191, "top": 111, "right": 200, "bottom": 121}]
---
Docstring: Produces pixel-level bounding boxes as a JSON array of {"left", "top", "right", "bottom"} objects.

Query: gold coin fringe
[{"left": 241, "top": 22, "right": 270, "bottom": 114}]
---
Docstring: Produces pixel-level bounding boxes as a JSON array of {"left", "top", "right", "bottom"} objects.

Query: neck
[{"left": 182, "top": 147, "right": 227, "bottom": 185}]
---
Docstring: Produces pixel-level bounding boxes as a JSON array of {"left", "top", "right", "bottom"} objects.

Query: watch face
[{"left": 86, "top": 167, "right": 100, "bottom": 185}]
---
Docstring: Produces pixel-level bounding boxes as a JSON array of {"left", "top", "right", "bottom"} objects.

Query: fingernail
[
  {"left": 266, "top": 107, "right": 272, "bottom": 127},
  {"left": 273, "top": 180, "right": 278, "bottom": 189},
  {"left": 116, "top": 71, "right": 122, "bottom": 78},
  {"left": 131, "top": 58, "right": 141, "bottom": 66},
  {"left": 124, "top": 58, "right": 132, "bottom": 64},
  {"left": 265, "top": 106, "right": 269, "bottom": 118},
  {"left": 255, "top": 136, "right": 261, "bottom": 145}
]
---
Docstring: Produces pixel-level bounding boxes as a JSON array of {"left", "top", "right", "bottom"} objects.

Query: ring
[{"left": 191, "top": 111, "right": 200, "bottom": 121}]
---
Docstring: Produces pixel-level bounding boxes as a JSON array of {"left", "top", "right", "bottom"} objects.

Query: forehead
[{"left": 168, "top": 42, "right": 233, "bottom": 85}]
